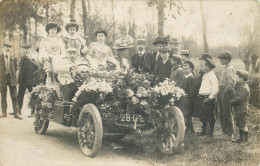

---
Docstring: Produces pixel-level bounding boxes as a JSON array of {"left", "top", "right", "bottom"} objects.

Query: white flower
[
  {"left": 140, "top": 100, "right": 148, "bottom": 106},
  {"left": 126, "top": 89, "right": 134, "bottom": 97},
  {"left": 131, "top": 96, "right": 140, "bottom": 104}
]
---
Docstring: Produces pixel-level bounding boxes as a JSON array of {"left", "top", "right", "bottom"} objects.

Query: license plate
[{"left": 120, "top": 113, "right": 145, "bottom": 123}]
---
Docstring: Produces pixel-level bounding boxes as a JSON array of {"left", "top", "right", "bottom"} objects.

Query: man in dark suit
[
  {"left": 17, "top": 43, "right": 37, "bottom": 116},
  {"left": 131, "top": 39, "right": 152, "bottom": 73},
  {"left": 154, "top": 47, "right": 172, "bottom": 85},
  {"left": 0, "top": 40, "right": 22, "bottom": 119},
  {"left": 151, "top": 37, "right": 167, "bottom": 74}
]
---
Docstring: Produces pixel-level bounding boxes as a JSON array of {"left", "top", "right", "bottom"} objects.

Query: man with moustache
[
  {"left": 131, "top": 39, "right": 152, "bottom": 73},
  {"left": 0, "top": 40, "right": 22, "bottom": 119}
]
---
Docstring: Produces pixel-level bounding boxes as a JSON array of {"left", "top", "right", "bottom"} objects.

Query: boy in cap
[
  {"left": 178, "top": 60, "right": 196, "bottom": 134},
  {"left": 231, "top": 70, "right": 250, "bottom": 143},
  {"left": 153, "top": 47, "right": 172, "bottom": 85},
  {"left": 198, "top": 58, "right": 219, "bottom": 137},
  {"left": 218, "top": 51, "right": 236, "bottom": 140},
  {"left": 17, "top": 43, "right": 38, "bottom": 116},
  {"left": 132, "top": 39, "right": 152, "bottom": 73},
  {"left": 0, "top": 40, "right": 22, "bottom": 119},
  {"left": 151, "top": 37, "right": 167, "bottom": 74}
]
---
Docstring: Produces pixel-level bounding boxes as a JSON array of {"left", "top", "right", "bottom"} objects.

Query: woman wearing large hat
[
  {"left": 63, "top": 19, "right": 87, "bottom": 56},
  {"left": 86, "top": 27, "right": 119, "bottom": 70},
  {"left": 39, "top": 22, "right": 67, "bottom": 85}
]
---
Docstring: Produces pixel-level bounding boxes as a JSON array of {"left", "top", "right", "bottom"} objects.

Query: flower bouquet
[{"left": 113, "top": 35, "right": 134, "bottom": 49}]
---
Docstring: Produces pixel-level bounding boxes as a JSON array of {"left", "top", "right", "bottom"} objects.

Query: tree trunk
[
  {"left": 158, "top": 0, "right": 164, "bottom": 37},
  {"left": 70, "top": 0, "right": 76, "bottom": 19},
  {"left": 35, "top": 17, "right": 38, "bottom": 49},
  {"left": 199, "top": 0, "right": 209, "bottom": 53},
  {"left": 81, "top": 0, "right": 87, "bottom": 37},
  {"left": 87, "top": 0, "right": 90, "bottom": 14},
  {"left": 46, "top": 2, "right": 49, "bottom": 24},
  {"left": 111, "top": 0, "right": 115, "bottom": 41}
]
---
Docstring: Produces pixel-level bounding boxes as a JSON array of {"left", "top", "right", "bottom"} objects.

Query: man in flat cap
[
  {"left": 231, "top": 70, "right": 250, "bottom": 143},
  {"left": 16, "top": 43, "right": 37, "bottom": 116},
  {"left": 169, "top": 54, "right": 184, "bottom": 87},
  {"left": 131, "top": 39, "right": 152, "bottom": 73},
  {"left": 153, "top": 47, "right": 172, "bottom": 85},
  {"left": 151, "top": 37, "right": 167, "bottom": 74},
  {"left": 198, "top": 58, "right": 219, "bottom": 137},
  {"left": 0, "top": 40, "right": 22, "bottom": 119},
  {"left": 218, "top": 51, "right": 236, "bottom": 140}
]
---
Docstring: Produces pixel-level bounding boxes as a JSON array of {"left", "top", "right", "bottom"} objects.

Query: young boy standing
[
  {"left": 179, "top": 60, "right": 196, "bottom": 134},
  {"left": 198, "top": 58, "right": 219, "bottom": 137},
  {"left": 231, "top": 70, "right": 250, "bottom": 143}
]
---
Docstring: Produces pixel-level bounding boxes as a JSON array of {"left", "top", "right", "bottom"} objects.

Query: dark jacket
[
  {"left": 151, "top": 51, "right": 163, "bottom": 74},
  {"left": 154, "top": 59, "right": 172, "bottom": 85},
  {"left": 231, "top": 83, "right": 250, "bottom": 114},
  {"left": 18, "top": 55, "right": 38, "bottom": 86},
  {"left": 0, "top": 53, "right": 18, "bottom": 87},
  {"left": 131, "top": 52, "right": 152, "bottom": 73}
]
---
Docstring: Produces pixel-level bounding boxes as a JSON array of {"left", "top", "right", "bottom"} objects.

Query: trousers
[
  {"left": 218, "top": 88, "right": 235, "bottom": 135},
  {"left": 17, "top": 84, "right": 33, "bottom": 110}
]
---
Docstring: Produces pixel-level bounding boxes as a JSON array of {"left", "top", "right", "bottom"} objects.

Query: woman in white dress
[
  {"left": 86, "top": 28, "right": 119, "bottom": 70},
  {"left": 39, "top": 23, "right": 71, "bottom": 85}
]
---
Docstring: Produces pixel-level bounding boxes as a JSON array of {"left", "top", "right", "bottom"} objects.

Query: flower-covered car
[{"left": 30, "top": 62, "right": 186, "bottom": 158}]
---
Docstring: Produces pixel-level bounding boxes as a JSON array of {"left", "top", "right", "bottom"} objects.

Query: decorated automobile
[{"left": 29, "top": 60, "right": 186, "bottom": 158}]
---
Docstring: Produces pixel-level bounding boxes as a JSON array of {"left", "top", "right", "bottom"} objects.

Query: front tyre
[
  {"left": 78, "top": 104, "right": 103, "bottom": 158},
  {"left": 34, "top": 107, "right": 49, "bottom": 135},
  {"left": 157, "top": 106, "right": 185, "bottom": 154}
]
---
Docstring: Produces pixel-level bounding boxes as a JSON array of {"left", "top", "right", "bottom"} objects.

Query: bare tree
[
  {"left": 81, "top": 0, "right": 87, "bottom": 37},
  {"left": 111, "top": 0, "right": 115, "bottom": 41},
  {"left": 70, "top": 0, "right": 76, "bottom": 19}
]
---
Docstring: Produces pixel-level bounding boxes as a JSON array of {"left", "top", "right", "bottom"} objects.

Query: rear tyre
[{"left": 157, "top": 106, "right": 185, "bottom": 154}]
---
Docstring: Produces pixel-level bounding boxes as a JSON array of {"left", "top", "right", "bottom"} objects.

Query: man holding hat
[
  {"left": 198, "top": 57, "right": 219, "bottom": 137},
  {"left": 131, "top": 39, "right": 152, "bottom": 73},
  {"left": 16, "top": 43, "right": 38, "bottom": 116},
  {"left": 153, "top": 47, "right": 172, "bottom": 85},
  {"left": 63, "top": 19, "right": 87, "bottom": 57},
  {"left": 151, "top": 37, "right": 167, "bottom": 73},
  {"left": 231, "top": 70, "right": 250, "bottom": 143},
  {"left": 218, "top": 51, "right": 236, "bottom": 140},
  {"left": 0, "top": 40, "right": 22, "bottom": 119}
]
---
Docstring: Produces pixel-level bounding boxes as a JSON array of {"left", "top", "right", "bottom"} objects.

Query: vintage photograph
[{"left": 0, "top": 0, "right": 259, "bottom": 165}]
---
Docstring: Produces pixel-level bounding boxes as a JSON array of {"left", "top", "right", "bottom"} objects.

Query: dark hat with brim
[
  {"left": 136, "top": 39, "right": 146, "bottom": 45},
  {"left": 159, "top": 47, "right": 171, "bottom": 53},
  {"left": 3, "top": 40, "right": 12, "bottom": 47},
  {"left": 183, "top": 60, "right": 194, "bottom": 70},
  {"left": 204, "top": 57, "right": 216, "bottom": 69},
  {"left": 21, "top": 43, "right": 32, "bottom": 49},
  {"left": 45, "top": 23, "right": 61, "bottom": 34},
  {"left": 65, "top": 19, "right": 79, "bottom": 32},
  {"left": 95, "top": 28, "right": 107, "bottom": 37},
  {"left": 199, "top": 53, "right": 213, "bottom": 61},
  {"left": 180, "top": 50, "right": 190, "bottom": 56},
  {"left": 153, "top": 37, "right": 167, "bottom": 46},
  {"left": 236, "top": 69, "right": 249, "bottom": 81},
  {"left": 218, "top": 51, "right": 232, "bottom": 61}
]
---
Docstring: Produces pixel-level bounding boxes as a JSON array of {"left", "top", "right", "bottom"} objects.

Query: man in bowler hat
[{"left": 0, "top": 40, "right": 22, "bottom": 119}]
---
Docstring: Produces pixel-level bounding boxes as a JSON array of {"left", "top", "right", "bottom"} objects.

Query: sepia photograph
[{"left": 0, "top": 0, "right": 259, "bottom": 165}]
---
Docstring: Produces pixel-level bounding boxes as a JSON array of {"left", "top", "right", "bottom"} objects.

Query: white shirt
[
  {"left": 156, "top": 51, "right": 160, "bottom": 61},
  {"left": 139, "top": 50, "right": 145, "bottom": 56},
  {"left": 4, "top": 53, "right": 10, "bottom": 71},
  {"left": 199, "top": 70, "right": 219, "bottom": 99}
]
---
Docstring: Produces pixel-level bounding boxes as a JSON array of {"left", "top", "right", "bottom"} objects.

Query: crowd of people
[{"left": 0, "top": 19, "right": 250, "bottom": 144}]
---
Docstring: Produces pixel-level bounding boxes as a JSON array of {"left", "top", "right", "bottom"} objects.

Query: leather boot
[
  {"left": 0, "top": 114, "right": 7, "bottom": 118},
  {"left": 244, "top": 131, "right": 248, "bottom": 142},
  {"left": 233, "top": 129, "right": 244, "bottom": 143},
  {"left": 208, "top": 122, "right": 215, "bottom": 137},
  {"left": 199, "top": 122, "right": 207, "bottom": 136}
]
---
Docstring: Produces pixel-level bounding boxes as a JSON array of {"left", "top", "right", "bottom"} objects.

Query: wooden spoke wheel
[
  {"left": 34, "top": 107, "right": 49, "bottom": 135},
  {"left": 157, "top": 106, "right": 185, "bottom": 154},
  {"left": 78, "top": 104, "right": 103, "bottom": 158}
]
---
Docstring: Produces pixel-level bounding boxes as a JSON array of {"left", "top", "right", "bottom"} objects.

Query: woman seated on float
[{"left": 86, "top": 28, "right": 120, "bottom": 70}]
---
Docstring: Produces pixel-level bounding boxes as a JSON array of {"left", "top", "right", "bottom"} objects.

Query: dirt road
[{"left": 0, "top": 94, "right": 149, "bottom": 166}]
